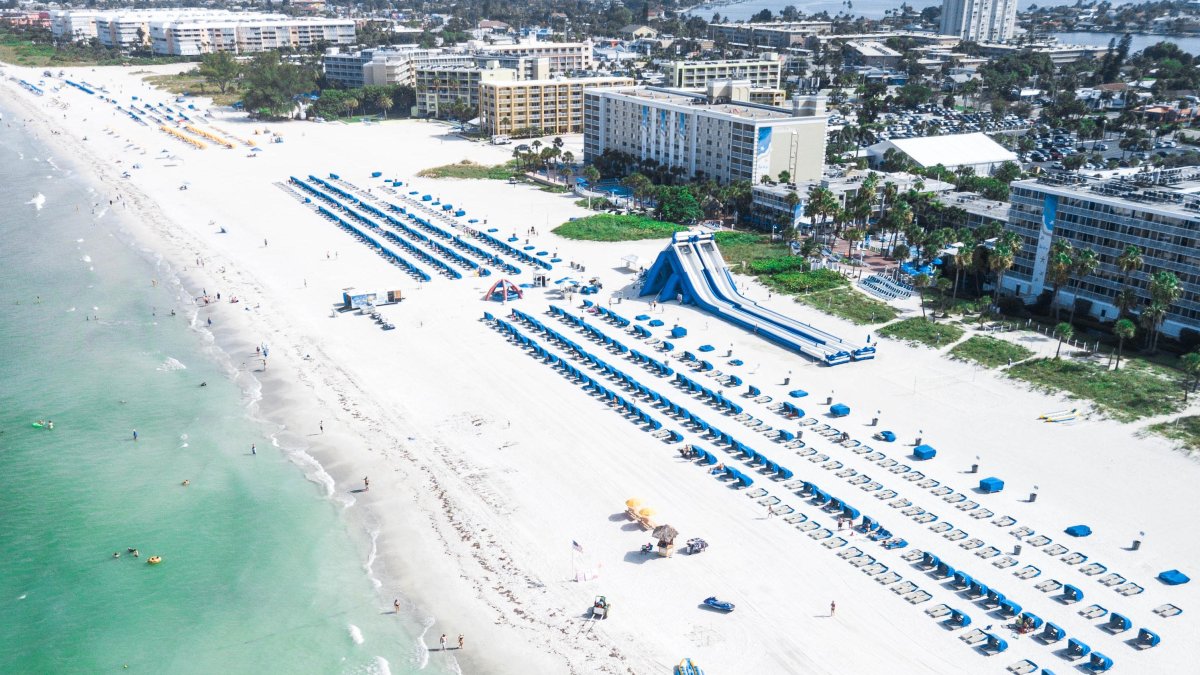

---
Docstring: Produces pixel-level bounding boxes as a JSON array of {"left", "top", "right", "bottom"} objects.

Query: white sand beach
[{"left": 4, "top": 63, "right": 1199, "bottom": 674}]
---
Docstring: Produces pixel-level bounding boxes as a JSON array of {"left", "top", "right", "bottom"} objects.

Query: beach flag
[{"left": 572, "top": 540, "right": 584, "bottom": 553}]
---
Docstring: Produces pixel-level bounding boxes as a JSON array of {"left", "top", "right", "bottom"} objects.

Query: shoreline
[
  {"left": 0, "top": 70, "right": 505, "bottom": 674},
  {"left": 6, "top": 61, "right": 1200, "bottom": 675}
]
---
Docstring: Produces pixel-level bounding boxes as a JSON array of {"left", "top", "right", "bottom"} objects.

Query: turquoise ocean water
[{"left": 0, "top": 100, "right": 442, "bottom": 674}]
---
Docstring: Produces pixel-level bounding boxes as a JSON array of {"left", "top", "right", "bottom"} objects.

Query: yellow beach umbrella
[
  {"left": 638, "top": 507, "right": 657, "bottom": 518},
  {"left": 625, "top": 498, "right": 643, "bottom": 509}
]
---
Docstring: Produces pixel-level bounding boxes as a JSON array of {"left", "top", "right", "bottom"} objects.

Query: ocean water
[{"left": 0, "top": 101, "right": 442, "bottom": 673}]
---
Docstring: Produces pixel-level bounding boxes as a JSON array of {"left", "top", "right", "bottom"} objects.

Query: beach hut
[
  {"left": 978, "top": 477, "right": 1004, "bottom": 493},
  {"left": 829, "top": 403, "right": 850, "bottom": 417},
  {"left": 1041, "top": 622, "right": 1065, "bottom": 643},
  {"left": 1158, "top": 570, "right": 1190, "bottom": 585},
  {"left": 1106, "top": 613, "right": 1131, "bottom": 633},
  {"left": 1136, "top": 628, "right": 1161, "bottom": 649},
  {"left": 982, "top": 633, "right": 1007, "bottom": 654},
  {"left": 1065, "top": 525, "right": 1092, "bottom": 537},
  {"left": 947, "top": 608, "right": 971, "bottom": 628},
  {"left": 913, "top": 444, "right": 936, "bottom": 460}
]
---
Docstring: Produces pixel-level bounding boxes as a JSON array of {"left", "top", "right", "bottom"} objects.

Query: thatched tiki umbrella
[{"left": 653, "top": 524, "right": 679, "bottom": 547}]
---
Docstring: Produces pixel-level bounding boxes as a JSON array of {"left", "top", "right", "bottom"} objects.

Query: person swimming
[
  {"left": 112, "top": 552, "right": 120, "bottom": 558},
  {"left": 181, "top": 480, "right": 190, "bottom": 486},
  {"left": 199, "top": 381, "right": 207, "bottom": 387}
]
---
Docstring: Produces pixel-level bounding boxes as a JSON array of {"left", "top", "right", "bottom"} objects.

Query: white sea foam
[
  {"left": 76, "top": 238, "right": 84, "bottom": 243},
  {"left": 413, "top": 616, "right": 434, "bottom": 670},
  {"left": 26, "top": 193, "right": 45, "bottom": 210},
  {"left": 348, "top": 623, "right": 364, "bottom": 645},
  {"left": 67, "top": 307, "right": 75, "bottom": 313},
  {"left": 81, "top": 255, "right": 91, "bottom": 263},
  {"left": 364, "top": 526, "right": 382, "bottom": 589},
  {"left": 371, "top": 656, "right": 392, "bottom": 675},
  {"left": 47, "top": 157, "right": 60, "bottom": 171},
  {"left": 157, "top": 357, "right": 187, "bottom": 372},
  {"left": 179, "top": 433, "right": 189, "bottom": 449},
  {"left": 17, "top": 593, "right": 27, "bottom": 600}
]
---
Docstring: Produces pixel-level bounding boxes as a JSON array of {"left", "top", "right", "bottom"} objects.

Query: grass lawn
[
  {"left": 417, "top": 160, "right": 518, "bottom": 180},
  {"left": 1, "top": 29, "right": 191, "bottom": 67},
  {"left": 714, "top": 231, "right": 793, "bottom": 270},
  {"left": 553, "top": 214, "right": 686, "bottom": 241},
  {"left": 795, "top": 288, "right": 899, "bottom": 326},
  {"left": 143, "top": 71, "right": 243, "bottom": 106},
  {"left": 539, "top": 184, "right": 571, "bottom": 193},
  {"left": 878, "top": 318, "right": 965, "bottom": 348},
  {"left": 1007, "top": 357, "right": 1185, "bottom": 422},
  {"left": 950, "top": 335, "right": 1036, "bottom": 368},
  {"left": 1149, "top": 415, "right": 1200, "bottom": 452}
]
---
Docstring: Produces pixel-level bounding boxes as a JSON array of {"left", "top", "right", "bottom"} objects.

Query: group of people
[{"left": 438, "top": 633, "right": 464, "bottom": 651}]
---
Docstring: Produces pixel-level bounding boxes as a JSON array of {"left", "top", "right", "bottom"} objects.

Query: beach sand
[{"left": 4, "top": 63, "right": 1199, "bottom": 674}]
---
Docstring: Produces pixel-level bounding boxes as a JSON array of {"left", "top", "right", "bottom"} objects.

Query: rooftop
[
  {"left": 875, "top": 132, "right": 1018, "bottom": 168},
  {"left": 1022, "top": 167, "right": 1200, "bottom": 218},
  {"left": 596, "top": 86, "right": 806, "bottom": 121}
]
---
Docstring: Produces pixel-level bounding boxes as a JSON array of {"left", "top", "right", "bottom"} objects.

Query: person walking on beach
[
  {"left": 132, "top": 430, "right": 138, "bottom": 441},
  {"left": 830, "top": 601, "right": 836, "bottom": 617},
  {"left": 363, "top": 476, "right": 369, "bottom": 491},
  {"left": 251, "top": 443, "right": 256, "bottom": 455},
  {"left": 458, "top": 634, "right": 464, "bottom": 650},
  {"left": 439, "top": 634, "right": 447, "bottom": 651},
  {"left": 319, "top": 421, "right": 324, "bottom": 433}
]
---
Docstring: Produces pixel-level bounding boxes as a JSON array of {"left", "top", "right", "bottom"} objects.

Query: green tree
[
  {"left": 242, "top": 52, "right": 315, "bottom": 119},
  {"left": 1181, "top": 352, "right": 1200, "bottom": 402},
  {"left": 777, "top": 170, "right": 791, "bottom": 184},
  {"left": 583, "top": 165, "right": 601, "bottom": 186},
  {"left": 1054, "top": 322, "right": 1074, "bottom": 359},
  {"left": 654, "top": 186, "right": 703, "bottom": 224},
  {"left": 843, "top": 227, "right": 864, "bottom": 259},
  {"left": 1068, "top": 247, "right": 1099, "bottom": 324},
  {"left": 1045, "top": 239, "right": 1074, "bottom": 318},
  {"left": 373, "top": 90, "right": 393, "bottom": 119},
  {"left": 198, "top": 52, "right": 241, "bottom": 94},
  {"left": 913, "top": 272, "right": 933, "bottom": 320},
  {"left": 1146, "top": 270, "right": 1182, "bottom": 351}
]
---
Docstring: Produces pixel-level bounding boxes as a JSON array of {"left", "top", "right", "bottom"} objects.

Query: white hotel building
[
  {"left": 50, "top": 9, "right": 354, "bottom": 55},
  {"left": 584, "top": 82, "right": 828, "bottom": 185},
  {"left": 151, "top": 16, "right": 355, "bottom": 56}
]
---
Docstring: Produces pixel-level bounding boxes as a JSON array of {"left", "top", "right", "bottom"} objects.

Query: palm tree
[
  {"left": 951, "top": 229, "right": 974, "bottom": 304},
  {"left": 989, "top": 243, "right": 1015, "bottom": 298},
  {"left": 913, "top": 272, "right": 933, "bottom": 320},
  {"left": 783, "top": 191, "right": 801, "bottom": 237},
  {"left": 1068, "top": 247, "right": 1099, "bottom": 324},
  {"left": 1054, "top": 322, "right": 1074, "bottom": 358},
  {"left": 1180, "top": 351, "right": 1200, "bottom": 402},
  {"left": 1046, "top": 239, "right": 1074, "bottom": 319},
  {"left": 843, "top": 227, "right": 864, "bottom": 259},
  {"left": 804, "top": 185, "right": 837, "bottom": 241},
  {"left": 1109, "top": 318, "right": 1135, "bottom": 368},
  {"left": 1146, "top": 270, "right": 1182, "bottom": 351},
  {"left": 373, "top": 91, "right": 393, "bottom": 119},
  {"left": 1116, "top": 245, "right": 1143, "bottom": 315}
]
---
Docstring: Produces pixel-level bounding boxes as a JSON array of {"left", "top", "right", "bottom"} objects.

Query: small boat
[
  {"left": 147, "top": 556, "right": 162, "bottom": 565},
  {"left": 703, "top": 597, "right": 734, "bottom": 612}
]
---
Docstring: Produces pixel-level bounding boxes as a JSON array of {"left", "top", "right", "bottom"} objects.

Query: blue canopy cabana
[
  {"left": 1158, "top": 569, "right": 1190, "bottom": 585},
  {"left": 830, "top": 403, "right": 850, "bottom": 417},
  {"left": 1065, "top": 524, "right": 1092, "bottom": 537},
  {"left": 913, "top": 444, "right": 936, "bottom": 460},
  {"left": 979, "top": 477, "right": 1004, "bottom": 493}
]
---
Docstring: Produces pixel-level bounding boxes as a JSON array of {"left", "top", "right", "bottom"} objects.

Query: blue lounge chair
[
  {"left": 1018, "top": 612, "right": 1043, "bottom": 629},
  {"left": 1136, "top": 628, "right": 1160, "bottom": 648},
  {"left": 998, "top": 599, "right": 1021, "bottom": 618},
  {"left": 922, "top": 552, "right": 940, "bottom": 569},
  {"left": 1062, "top": 584, "right": 1083, "bottom": 603},
  {"left": 1066, "top": 638, "right": 1091, "bottom": 659},
  {"left": 947, "top": 609, "right": 971, "bottom": 627},
  {"left": 1040, "top": 622, "right": 1065, "bottom": 643},
  {"left": 1087, "top": 653, "right": 1112, "bottom": 672},
  {"left": 982, "top": 633, "right": 1007, "bottom": 654},
  {"left": 952, "top": 571, "right": 972, "bottom": 589},
  {"left": 1106, "top": 613, "right": 1131, "bottom": 633},
  {"left": 936, "top": 561, "right": 955, "bottom": 578}
]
